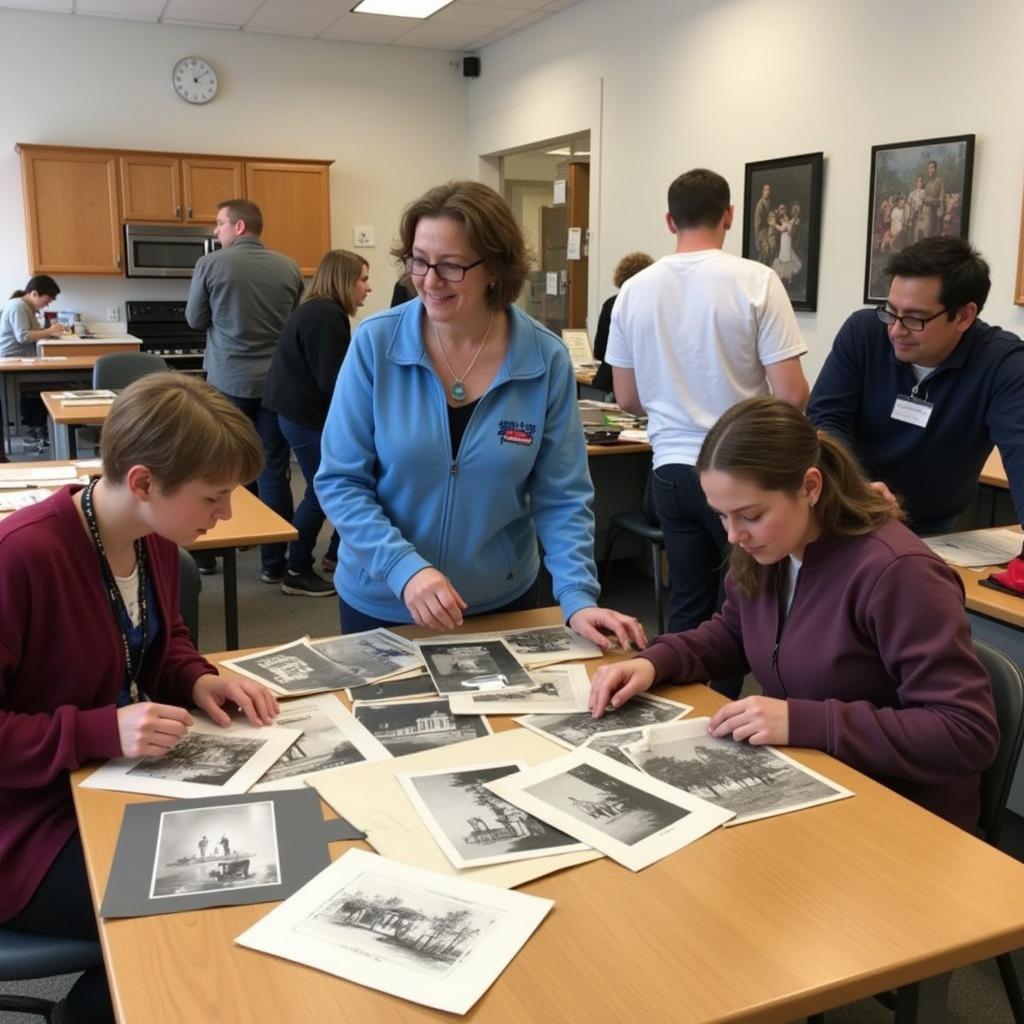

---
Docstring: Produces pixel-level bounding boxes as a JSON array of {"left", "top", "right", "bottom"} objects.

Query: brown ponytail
[{"left": 696, "top": 397, "right": 902, "bottom": 596}]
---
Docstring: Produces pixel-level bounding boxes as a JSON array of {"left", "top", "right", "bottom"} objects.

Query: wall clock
[{"left": 172, "top": 57, "right": 218, "bottom": 105}]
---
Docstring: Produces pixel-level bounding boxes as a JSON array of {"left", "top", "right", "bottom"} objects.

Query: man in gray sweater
[{"left": 186, "top": 198, "right": 303, "bottom": 582}]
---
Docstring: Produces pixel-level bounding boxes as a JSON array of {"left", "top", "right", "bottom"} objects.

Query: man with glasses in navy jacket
[{"left": 808, "top": 236, "right": 1024, "bottom": 534}]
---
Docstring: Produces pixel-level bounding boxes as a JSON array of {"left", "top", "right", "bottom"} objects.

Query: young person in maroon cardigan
[
  {"left": 0, "top": 373, "right": 280, "bottom": 1024},
  {"left": 590, "top": 397, "right": 999, "bottom": 832}
]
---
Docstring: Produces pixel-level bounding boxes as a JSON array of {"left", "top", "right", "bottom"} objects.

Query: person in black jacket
[
  {"left": 264, "top": 249, "right": 372, "bottom": 596},
  {"left": 591, "top": 252, "right": 653, "bottom": 394}
]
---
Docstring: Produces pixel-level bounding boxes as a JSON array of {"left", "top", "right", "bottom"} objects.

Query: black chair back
[{"left": 92, "top": 352, "right": 167, "bottom": 390}]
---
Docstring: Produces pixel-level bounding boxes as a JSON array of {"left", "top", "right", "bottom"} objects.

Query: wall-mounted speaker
[{"left": 462, "top": 56, "right": 481, "bottom": 78}]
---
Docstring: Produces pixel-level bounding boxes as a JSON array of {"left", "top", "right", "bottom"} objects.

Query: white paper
[
  {"left": 566, "top": 226, "right": 582, "bottom": 260},
  {"left": 250, "top": 695, "right": 391, "bottom": 791},
  {"left": 415, "top": 637, "right": 536, "bottom": 696},
  {"left": 0, "top": 489, "right": 49, "bottom": 511},
  {"left": 397, "top": 760, "right": 589, "bottom": 869},
  {"left": 486, "top": 747, "right": 733, "bottom": 872},
  {"left": 0, "top": 465, "right": 78, "bottom": 482},
  {"left": 222, "top": 638, "right": 351, "bottom": 697},
  {"left": 448, "top": 664, "right": 592, "bottom": 716},
  {"left": 923, "top": 528, "right": 1023, "bottom": 567},
  {"left": 561, "top": 329, "right": 594, "bottom": 368},
  {"left": 516, "top": 692, "right": 692, "bottom": 750},
  {"left": 308, "top": 728, "right": 602, "bottom": 887},
  {"left": 79, "top": 715, "right": 301, "bottom": 799},
  {"left": 622, "top": 718, "right": 853, "bottom": 826},
  {"left": 545, "top": 272, "right": 558, "bottom": 297},
  {"left": 54, "top": 389, "right": 116, "bottom": 400},
  {"left": 553, "top": 179, "right": 566, "bottom": 204},
  {"left": 234, "top": 848, "right": 553, "bottom": 1015}
]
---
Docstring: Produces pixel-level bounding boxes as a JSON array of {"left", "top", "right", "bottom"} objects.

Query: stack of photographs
[
  {"left": 222, "top": 639, "right": 354, "bottom": 697},
  {"left": 621, "top": 718, "right": 853, "bottom": 825},
  {"left": 251, "top": 695, "right": 391, "bottom": 791},
  {"left": 416, "top": 637, "right": 536, "bottom": 697},
  {"left": 353, "top": 698, "right": 492, "bottom": 757},
  {"left": 235, "top": 848, "right": 554, "bottom": 1015},
  {"left": 515, "top": 692, "right": 692, "bottom": 750},
  {"left": 485, "top": 748, "right": 734, "bottom": 872},
  {"left": 446, "top": 625, "right": 604, "bottom": 668},
  {"left": 311, "top": 629, "right": 425, "bottom": 688},
  {"left": 448, "top": 664, "right": 591, "bottom": 716},
  {"left": 579, "top": 727, "right": 647, "bottom": 766},
  {"left": 347, "top": 671, "right": 437, "bottom": 705}
]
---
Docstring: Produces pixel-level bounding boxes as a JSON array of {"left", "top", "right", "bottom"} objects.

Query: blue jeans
[
  {"left": 223, "top": 393, "right": 293, "bottom": 575},
  {"left": 279, "top": 414, "right": 334, "bottom": 575},
  {"left": 650, "top": 463, "right": 743, "bottom": 699}
]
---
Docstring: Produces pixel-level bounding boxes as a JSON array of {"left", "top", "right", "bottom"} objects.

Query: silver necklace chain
[{"left": 432, "top": 312, "right": 496, "bottom": 402}]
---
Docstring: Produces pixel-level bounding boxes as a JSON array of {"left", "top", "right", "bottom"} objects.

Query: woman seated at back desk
[{"left": 589, "top": 397, "right": 998, "bottom": 832}]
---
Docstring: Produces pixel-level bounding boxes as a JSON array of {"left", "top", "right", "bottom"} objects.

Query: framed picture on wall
[
  {"left": 742, "top": 152, "right": 823, "bottom": 312},
  {"left": 863, "top": 134, "right": 975, "bottom": 304}
]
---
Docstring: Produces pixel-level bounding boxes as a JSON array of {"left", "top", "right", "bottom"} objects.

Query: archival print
[
  {"left": 222, "top": 638, "right": 349, "bottom": 696},
  {"left": 417, "top": 638, "right": 535, "bottom": 696},
  {"left": 486, "top": 748, "right": 733, "bottom": 872},
  {"left": 449, "top": 626, "right": 603, "bottom": 668},
  {"left": 742, "top": 151, "right": 824, "bottom": 310},
  {"left": 353, "top": 698, "right": 492, "bottom": 757},
  {"left": 251, "top": 695, "right": 390, "bottom": 792},
  {"left": 398, "top": 761, "right": 586, "bottom": 869},
  {"left": 515, "top": 693, "right": 691, "bottom": 750},
  {"left": 150, "top": 800, "right": 281, "bottom": 898},
  {"left": 864, "top": 133, "right": 975, "bottom": 302},
  {"left": 579, "top": 727, "right": 646, "bottom": 767},
  {"left": 311, "top": 629, "right": 424, "bottom": 687},
  {"left": 349, "top": 671, "right": 437, "bottom": 704},
  {"left": 622, "top": 718, "right": 852, "bottom": 826},
  {"left": 234, "top": 848, "right": 553, "bottom": 1014},
  {"left": 80, "top": 715, "right": 301, "bottom": 798},
  {"left": 448, "top": 664, "right": 591, "bottom": 716}
]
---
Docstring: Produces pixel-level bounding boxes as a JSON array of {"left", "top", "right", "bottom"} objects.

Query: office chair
[
  {"left": 807, "top": 639, "right": 1024, "bottom": 1024},
  {"left": 179, "top": 546, "right": 201, "bottom": 647},
  {"left": 91, "top": 351, "right": 167, "bottom": 390},
  {"left": 600, "top": 472, "right": 667, "bottom": 634},
  {"left": 0, "top": 929, "right": 102, "bottom": 1019}
]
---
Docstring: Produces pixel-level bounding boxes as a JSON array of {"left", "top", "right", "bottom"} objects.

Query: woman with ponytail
[{"left": 590, "top": 396, "right": 998, "bottom": 831}]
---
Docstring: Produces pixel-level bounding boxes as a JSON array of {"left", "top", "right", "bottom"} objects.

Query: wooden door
[
  {"left": 119, "top": 154, "right": 181, "bottom": 222},
  {"left": 244, "top": 161, "right": 331, "bottom": 275},
  {"left": 182, "top": 158, "right": 243, "bottom": 223},
  {"left": 19, "top": 146, "right": 123, "bottom": 274},
  {"left": 540, "top": 204, "right": 567, "bottom": 334},
  {"left": 566, "top": 161, "right": 590, "bottom": 329}
]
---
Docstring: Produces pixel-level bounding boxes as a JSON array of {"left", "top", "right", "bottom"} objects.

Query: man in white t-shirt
[{"left": 605, "top": 168, "right": 808, "bottom": 694}]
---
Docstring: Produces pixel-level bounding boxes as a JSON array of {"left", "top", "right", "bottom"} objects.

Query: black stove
[{"left": 126, "top": 300, "right": 205, "bottom": 374}]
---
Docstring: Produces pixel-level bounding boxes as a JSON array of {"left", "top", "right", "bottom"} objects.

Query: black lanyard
[{"left": 81, "top": 479, "right": 150, "bottom": 703}]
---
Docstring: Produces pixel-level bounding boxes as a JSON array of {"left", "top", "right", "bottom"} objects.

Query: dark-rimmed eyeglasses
[
  {"left": 403, "top": 255, "right": 484, "bottom": 283},
  {"left": 875, "top": 305, "right": 948, "bottom": 332}
]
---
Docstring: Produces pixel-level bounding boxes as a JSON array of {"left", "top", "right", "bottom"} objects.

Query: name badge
[{"left": 891, "top": 394, "right": 933, "bottom": 428}]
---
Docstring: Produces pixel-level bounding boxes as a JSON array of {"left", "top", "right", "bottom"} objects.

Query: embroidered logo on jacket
[{"left": 498, "top": 419, "right": 536, "bottom": 446}]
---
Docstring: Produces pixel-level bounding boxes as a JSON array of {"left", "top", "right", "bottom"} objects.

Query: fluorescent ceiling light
[
  {"left": 352, "top": 0, "right": 454, "bottom": 17},
  {"left": 544, "top": 147, "right": 571, "bottom": 156}
]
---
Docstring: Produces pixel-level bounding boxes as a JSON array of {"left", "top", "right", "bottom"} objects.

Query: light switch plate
[{"left": 353, "top": 226, "right": 375, "bottom": 248}]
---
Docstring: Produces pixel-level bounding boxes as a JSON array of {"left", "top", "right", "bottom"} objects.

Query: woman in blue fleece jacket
[{"left": 315, "top": 181, "right": 644, "bottom": 651}]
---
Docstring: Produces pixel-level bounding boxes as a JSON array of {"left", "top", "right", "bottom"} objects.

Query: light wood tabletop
[
  {"left": 949, "top": 525, "right": 1024, "bottom": 629},
  {"left": 37, "top": 339, "right": 141, "bottom": 358},
  {"left": 585, "top": 440, "right": 651, "bottom": 457},
  {"left": 0, "top": 355, "right": 100, "bottom": 374},
  {"left": 70, "top": 607, "right": 1024, "bottom": 1024},
  {"left": 981, "top": 449, "right": 1008, "bottom": 489}
]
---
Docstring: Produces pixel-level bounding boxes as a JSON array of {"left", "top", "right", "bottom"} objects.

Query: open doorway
[{"left": 501, "top": 133, "right": 590, "bottom": 335}]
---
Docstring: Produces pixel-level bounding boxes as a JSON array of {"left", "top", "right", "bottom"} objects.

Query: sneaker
[
  {"left": 320, "top": 556, "right": 338, "bottom": 574},
  {"left": 281, "top": 569, "right": 336, "bottom": 597},
  {"left": 260, "top": 568, "right": 286, "bottom": 584},
  {"left": 194, "top": 555, "right": 217, "bottom": 576}
]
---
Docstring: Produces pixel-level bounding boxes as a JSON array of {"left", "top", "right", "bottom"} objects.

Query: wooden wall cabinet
[{"left": 17, "top": 143, "right": 330, "bottom": 276}]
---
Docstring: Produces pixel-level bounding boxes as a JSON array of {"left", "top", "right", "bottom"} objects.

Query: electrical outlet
[
  {"left": 353, "top": 226, "right": 375, "bottom": 248},
  {"left": 106, "top": 306, "right": 119, "bottom": 322}
]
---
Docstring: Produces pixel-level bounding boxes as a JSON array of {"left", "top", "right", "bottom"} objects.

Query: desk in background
[
  {"left": 0, "top": 356, "right": 98, "bottom": 454},
  {"left": 71, "top": 606, "right": 1024, "bottom": 1024},
  {"left": 41, "top": 390, "right": 114, "bottom": 459},
  {"left": 36, "top": 338, "right": 141, "bottom": 359}
]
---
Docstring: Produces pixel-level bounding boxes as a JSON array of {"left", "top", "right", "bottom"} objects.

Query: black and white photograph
[
  {"left": 448, "top": 665, "right": 591, "bottom": 716},
  {"left": 486, "top": 748, "right": 733, "bottom": 872},
  {"left": 252, "top": 695, "right": 390, "bottom": 791},
  {"left": 80, "top": 715, "right": 301, "bottom": 799},
  {"left": 311, "top": 629, "right": 424, "bottom": 687},
  {"left": 580, "top": 727, "right": 646, "bottom": 767},
  {"left": 349, "top": 671, "right": 437, "bottom": 704},
  {"left": 500, "top": 626, "right": 604, "bottom": 667},
  {"left": 515, "top": 693, "right": 691, "bottom": 750},
  {"left": 234, "top": 848, "right": 554, "bottom": 1014},
  {"left": 417, "top": 638, "right": 536, "bottom": 696},
  {"left": 742, "top": 151, "right": 824, "bottom": 311},
  {"left": 100, "top": 789, "right": 335, "bottom": 920},
  {"left": 864, "top": 133, "right": 975, "bottom": 302},
  {"left": 222, "top": 638, "right": 350, "bottom": 696},
  {"left": 398, "top": 761, "right": 586, "bottom": 869},
  {"left": 353, "top": 699, "right": 492, "bottom": 757},
  {"left": 150, "top": 800, "right": 281, "bottom": 898},
  {"left": 622, "top": 718, "right": 853, "bottom": 826}
]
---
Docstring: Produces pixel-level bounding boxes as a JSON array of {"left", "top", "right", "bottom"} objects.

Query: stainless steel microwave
[{"left": 124, "top": 223, "right": 219, "bottom": 278}]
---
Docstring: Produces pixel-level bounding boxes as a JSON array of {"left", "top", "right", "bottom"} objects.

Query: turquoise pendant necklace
[{"left": 433, "top": 312, "right": 495, "bottom": 402}]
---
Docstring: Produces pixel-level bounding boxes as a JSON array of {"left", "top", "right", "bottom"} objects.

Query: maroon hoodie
[{"left": 641, "top": 519, "right": 998, "bottom": 831}]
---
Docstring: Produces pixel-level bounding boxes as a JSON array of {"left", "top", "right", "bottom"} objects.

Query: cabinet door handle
[
  {"left": 116, "top": 254, "right": 121, "bottom": 268},
  {"left": 175, "top": 205, "right": 181, "bottom": 218},
  {"left": 187, "top": 206, "right": 193, "bottom": 219}
]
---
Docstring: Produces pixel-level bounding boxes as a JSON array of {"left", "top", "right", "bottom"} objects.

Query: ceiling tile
[
  {"left": 462, "top": 0, "right": 550, "bottom": 9},
  {"left": 0, "top": 0, "right": 72, "bottom": 11},
  {"left": 244, "top": 2, "right": 341, "bottom": 36},
  {"left": 161, "top": 0, "right": 262, "bottom": 29},
  {"left": 428, "top": 1, "right": 531, "bottom": 29},
  {"left": 318, "top": 11, "right": 423, "bottom": 43},
  {"left": 542, "top": 0, "right": 579, "bottom": 9},
  {"left": 392, "top": 19, "right": 488, "bottom": 48},
  {"left": 75, "top": 0, "right": 163, "bottom": 19}
]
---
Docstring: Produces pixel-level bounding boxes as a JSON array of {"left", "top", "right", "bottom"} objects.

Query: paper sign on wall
[
  {"left": 545, "top": 272, "right": 559, "bottom": 296},
  {"left": 567, "top": 227, "right": 582, "bottom": 261},
  {"left": 553, "top": 179, "right": 567, "bottom": 204}
]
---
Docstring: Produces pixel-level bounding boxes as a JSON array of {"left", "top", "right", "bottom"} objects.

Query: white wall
[
  {"left": 470, "top": 0, "right": 1024, "bottom": 377},
  {"left": 0, "top": 9, "right": 469, "bottom": 323}
]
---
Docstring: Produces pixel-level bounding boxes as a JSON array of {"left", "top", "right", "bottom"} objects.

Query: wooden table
[
  {"left": 37, "top": 338, "right": 141, "bottom": 359},
  {"left": 40, "top": 390, "right": 112, "bottom": 459},
  {"left": 70, "top": 607, "right": 1024, "bottom": 1024},
  {"left": 0, "top": 460, "right": 296, "bottom": 649},
  {"left": 981, "top": 449, "right": 1008, "bottom": 489}
]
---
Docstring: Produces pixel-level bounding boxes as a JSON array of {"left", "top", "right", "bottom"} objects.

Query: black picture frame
[
  {"left": 863, "top": 133, "right": 975, "bottom": 304},
  {"left": 742, "top": 152, "right": 823, "bottom": 312}
]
